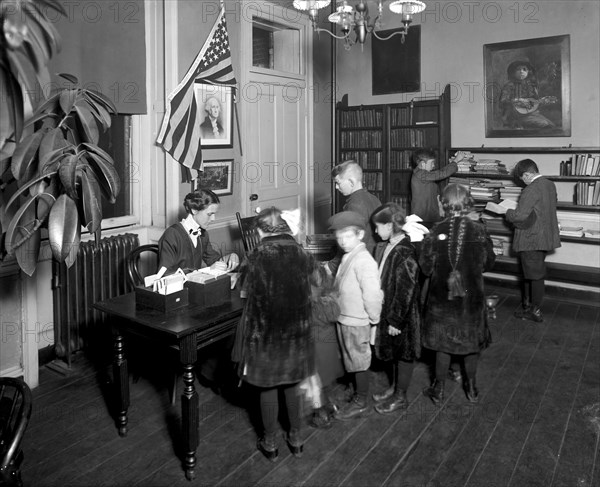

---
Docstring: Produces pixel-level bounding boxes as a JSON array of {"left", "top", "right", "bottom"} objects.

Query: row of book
[
  {"left": 340, "top": 131, "right": 382, "bottom": 148},
  {"left": 563, "top": 153, "right": 600, "bottom": 176},
  {"left": 339, "top": 109, "right": 383, "bottom": 128},
  {"left": 340, "top": 150, "right": 382, "bottom": 169},
  {"left": 389, "top": 128, "right": 434, "bottom": 147},
  {"left": 574, "top": 181, "right": 600, "bottom": 206},
  {"left": 390, "top": 150, "right": 414, "bottom": 170},
  {"left": 390, "top": 106, "right": 412, "bottom": 125},
  {"left": 390, "top": 195, "right": 411, "bottom": 213},
  {"left": 363, "top": 172, "right": 383, "bottom": 191}
]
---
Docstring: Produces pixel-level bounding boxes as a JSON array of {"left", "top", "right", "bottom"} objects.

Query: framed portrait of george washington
[
  {"left": 194, "top": 83, "right": 234, "bottom": 148},
  {"left": 484, "top": 35, "right": 570, "bottom": 137}
]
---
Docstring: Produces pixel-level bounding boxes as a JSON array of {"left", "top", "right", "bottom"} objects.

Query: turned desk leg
[
  {"left": 180, "top": 334, "right": 199, "bottom": 481},
  {"left": 113, "top": 333, "right": 130, "bottom": 437}
]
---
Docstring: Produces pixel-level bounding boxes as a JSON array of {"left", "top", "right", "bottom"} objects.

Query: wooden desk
[{"left": 93, "top": 290, "right": 243, "bottom": 481}]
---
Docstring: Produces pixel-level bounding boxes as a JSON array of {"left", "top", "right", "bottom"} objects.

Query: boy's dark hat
[
  {"left": 328, "top": 211, "right": 366, "bottom": 231},
  {"left": 507, "top": 60, "right": 534, "bottom": 76}
]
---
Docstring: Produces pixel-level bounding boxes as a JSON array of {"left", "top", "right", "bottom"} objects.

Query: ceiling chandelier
[{"left": 292, "top": 0, "right": 427, "bottom": 50}]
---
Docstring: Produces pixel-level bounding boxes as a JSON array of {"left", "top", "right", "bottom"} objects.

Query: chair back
[
  {"left": 126, "top": 244, "right": 159, "bottom": 288},
  {"left": 236, "top": 212, "right": 260, "bottom": 254},
  {"left": 0, "top": 377, "right": 32, "bottom": 487}
]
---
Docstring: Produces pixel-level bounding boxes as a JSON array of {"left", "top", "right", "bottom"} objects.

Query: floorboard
[{"left": 17, "top": 289, "right": 600, "bottom": 487}]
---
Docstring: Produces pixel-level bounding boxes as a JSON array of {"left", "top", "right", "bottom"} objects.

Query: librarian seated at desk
[
  {"left": 158, "top": 189, "right": 239, "bottom": 275},
  {"left": 158, "top": 189, "right": 240, "bottom": 389}
]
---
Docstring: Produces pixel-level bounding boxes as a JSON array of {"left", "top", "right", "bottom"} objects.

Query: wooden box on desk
[
  {"left": 185, "top": 274, "right": 231, "bottom": 308},
  {"left": 134, "top": 286, "right": 189, "bottom": 312}
]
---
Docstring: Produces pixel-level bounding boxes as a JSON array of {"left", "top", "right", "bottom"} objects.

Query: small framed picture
[
  {"left": 484, "top": 35, "right": 571, "bottom": 137},
  {"left": 196, "top": 159, "right": 233, "bottom": 196},
  {"left": 194, "top": 82, "right": 234, "bottom": 148}
]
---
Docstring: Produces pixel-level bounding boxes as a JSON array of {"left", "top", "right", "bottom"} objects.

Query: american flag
[{"left": 157, "top": 8, "right": 237, "bottom": 171}]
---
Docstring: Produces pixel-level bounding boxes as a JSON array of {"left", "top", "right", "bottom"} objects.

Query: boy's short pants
[
  {"left": 336, "top": 323, "right": 371, "bottom": 373},
  {"left": 519, "top": 250, "right": 547, "bottom": 280}
]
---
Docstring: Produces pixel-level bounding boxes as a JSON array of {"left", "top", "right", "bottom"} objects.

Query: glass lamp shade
[
  {"left": 388, "top": 0, "right": 427, "bottom": 15},
  {"left": 328, "top": 2, "right": 354, "bottom": 24},
  {"left": 293, "top": 0, "right": 331, "bottom": 11}
]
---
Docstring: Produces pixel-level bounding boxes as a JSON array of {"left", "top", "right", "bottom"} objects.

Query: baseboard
[{"left": 485, "top": 276, "right": 600, "bottom": 308}]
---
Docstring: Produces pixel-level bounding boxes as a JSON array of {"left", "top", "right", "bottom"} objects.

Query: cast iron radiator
[{"left": 51, "top": 233, "right": 139, "bottom": 367}]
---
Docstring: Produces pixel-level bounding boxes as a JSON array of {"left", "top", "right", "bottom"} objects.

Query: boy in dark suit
[{"left": 504, "top": 159, "right": 561, "bottom": 322}]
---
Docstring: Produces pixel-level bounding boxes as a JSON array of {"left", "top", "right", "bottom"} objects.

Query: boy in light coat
[{"left": 328, "top": 211, "right": 383, "bottom": 420}]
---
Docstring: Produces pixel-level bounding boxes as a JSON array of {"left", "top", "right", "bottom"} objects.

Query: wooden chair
[
  {"left": 0, "top": 377, "right": 32, "bottom": 487},
  {"left": 126, "top": 244, "right": 159, "bottom": 288},
  {"left": 236, "top": 212, "right": 260, "bottom": 254}
]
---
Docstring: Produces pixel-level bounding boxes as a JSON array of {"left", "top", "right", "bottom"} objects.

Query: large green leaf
[
  {"left": 39, "top": 127, "right": 68, "bottom": 166},
  {"left": 59, "top": 89, "right": 78, "bottom": 115},
  {"left": 6, "top": 50, "right": 40, "bottom": 107},
  {"left": 36, "top": 191, "right": 56, "bottom": 223},
  {"left": 58, "top": 153, "right": 79, "bottom": 199},
  {"left": 86, "top": 89, "right": 118, "bottom": 115},
  {"left": 11, "top": 129, "right": 44, "bottom": 181},
  {"left": 57, "top": 73, "right": 78, "bottom": 85},
  {"left": 14, "top": 219, "right": 42, "bottom": 277},
  {"left": 74, "top": 102, "right": 99, "bottom": 144},
  {"left": 0, "top": 141, "right": 15, "bottom": 176},
  {"left": 4, "top": 193, "right": 37, "bottom": 254},
  {"left": 1, "top": 64, "right": 24, "bottom": 144},
  {"left": 85, "top": 152, "right": 121, "bottom": 203},
  {"left": 78, "top": 168, "right": 102, "bottom": 233},
  {"left": 84, "top": 94, "right": 112, "bottom": 130},
  {"left": 4, "top": 170, "right": 57, "bottom": 212},
  {"left": 48, "top": 193, "right": 80, "bottom": 263}
]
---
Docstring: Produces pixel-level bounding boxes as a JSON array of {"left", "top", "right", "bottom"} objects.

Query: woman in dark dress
[
  {"left": 232, "top": 207, "right": 317, "bottom": 461},
  {"left": 420, "top": 183, "right": 495, "bottom": 404}
]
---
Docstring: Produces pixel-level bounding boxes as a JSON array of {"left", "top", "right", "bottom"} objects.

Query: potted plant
[{"left": 0, "top": 0, "right": 120, "bottom": 276}]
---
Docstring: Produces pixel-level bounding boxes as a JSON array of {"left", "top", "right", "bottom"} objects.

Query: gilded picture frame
[{"left": 484, "top": 35, "right": 571, "bottom": 137}]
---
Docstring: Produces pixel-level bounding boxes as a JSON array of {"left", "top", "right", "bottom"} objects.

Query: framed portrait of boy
[
  {"left": 194, "top": 82, "right": 234, "bottom": 148},
  {"left": 484, "top": 35, "right": 570, "bottom": 138},
  {"left": 196, "top": 159, "right": 233, "bottom": 196}
]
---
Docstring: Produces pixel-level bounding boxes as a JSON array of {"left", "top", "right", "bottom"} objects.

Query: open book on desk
[{"left": 485, "top": 199, "right": 518, "bottom": 215}]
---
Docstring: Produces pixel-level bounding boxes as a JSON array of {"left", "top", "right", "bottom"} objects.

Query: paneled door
[{"left": 240, "top": 2, "right": 314, "bottom": 233}]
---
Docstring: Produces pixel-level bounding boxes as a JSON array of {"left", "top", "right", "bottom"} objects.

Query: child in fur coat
[{"left": 371, "top": 203, "right": 422, "bottom": 414}]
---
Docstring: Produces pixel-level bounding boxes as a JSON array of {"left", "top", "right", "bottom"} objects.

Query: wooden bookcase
[
  {"left": 334, "top": 85, "right": 451, "bottom": 213},
  {"left": 446, "top": 146, "right": 600, "bottom": 288}
]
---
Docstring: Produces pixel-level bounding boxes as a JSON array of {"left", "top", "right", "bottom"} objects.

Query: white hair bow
[
  {"left": 402, "top": 214, "right": 430, "bottom": 242},
  {"left": 281, "top": 208, "right": 302, "bottom": 236}
]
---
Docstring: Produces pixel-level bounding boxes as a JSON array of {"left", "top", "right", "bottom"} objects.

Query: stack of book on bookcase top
[{"left": 334, "top": 85, "right": 451, "bottom": 214}]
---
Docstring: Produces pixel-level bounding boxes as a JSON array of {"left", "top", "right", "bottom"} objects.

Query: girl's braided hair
[{"left": 255, "top": 207, "right": 291, "bottom": 235}]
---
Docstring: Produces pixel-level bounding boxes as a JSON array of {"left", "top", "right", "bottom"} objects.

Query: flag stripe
[{"left": 156, "top": 8, "right": 237, "bottom": 171}]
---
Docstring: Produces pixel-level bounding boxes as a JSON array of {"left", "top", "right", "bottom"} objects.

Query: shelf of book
[{"left": 443, "top": 147, "right": 600, "bottom": 288}]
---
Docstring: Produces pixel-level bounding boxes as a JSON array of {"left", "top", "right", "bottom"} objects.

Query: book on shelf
[
  {"left": 584, "top": 229, "right": 600, "bottom": 239},
  {"left": 415, "top": 121, "right": 436, "bottom": 125},
  {"left": 559, "top": 226, "right": 584, "bottom": 238},
  {"left": 575, "top": 181, "right": 599, "bottom": 205},
  {"left": 569, "top": 153, "right": 600, "bottom": 176}
]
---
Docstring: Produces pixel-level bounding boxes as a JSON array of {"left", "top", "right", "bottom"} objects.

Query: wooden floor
[{"left": 21, "top": 290, "right": 600, "bottom": 487}]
